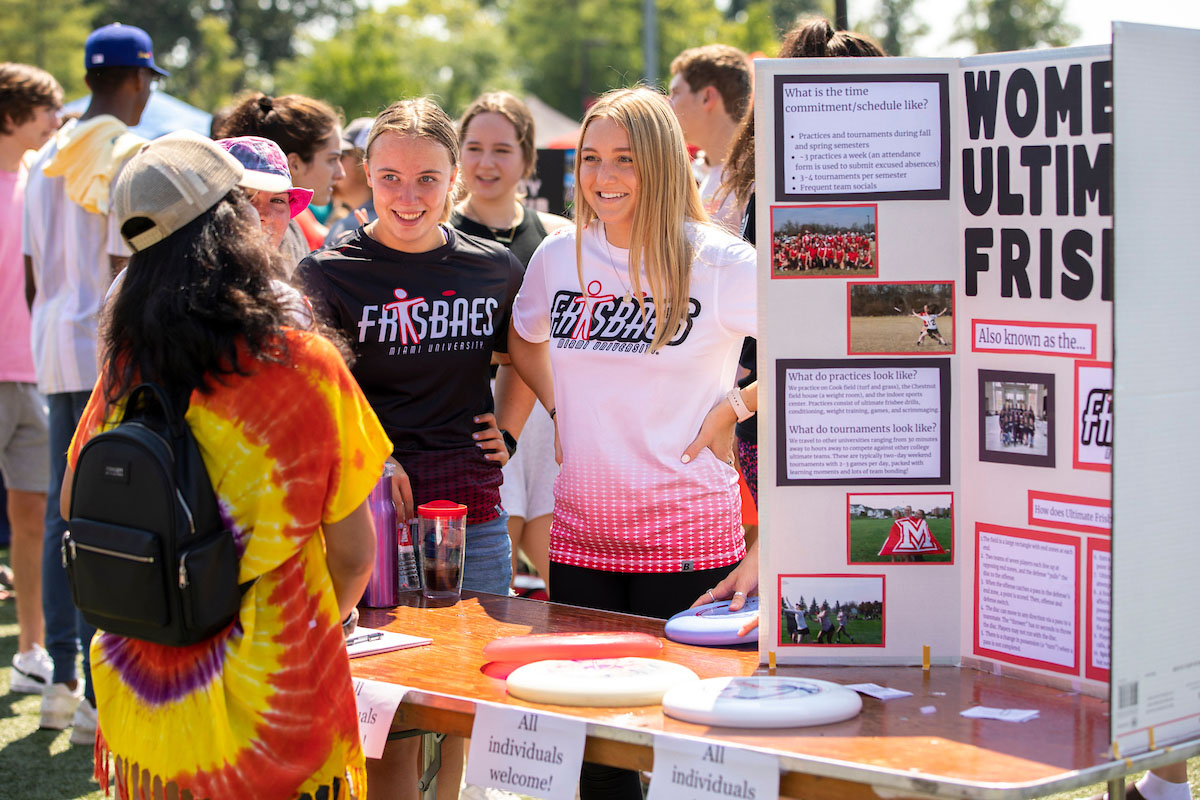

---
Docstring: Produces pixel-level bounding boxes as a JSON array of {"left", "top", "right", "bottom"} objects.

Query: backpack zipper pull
[{"left": 178, "top": 556, "right": 189, "bottom": 589}]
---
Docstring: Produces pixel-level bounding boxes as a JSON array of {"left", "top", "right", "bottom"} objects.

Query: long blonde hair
[{"left": 575, "top": 87, "right": 708, "bottom": 353}]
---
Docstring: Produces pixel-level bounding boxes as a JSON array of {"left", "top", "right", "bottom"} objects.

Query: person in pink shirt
[{"left": 0, "top": 62, "right": 61, "bottom": 697}]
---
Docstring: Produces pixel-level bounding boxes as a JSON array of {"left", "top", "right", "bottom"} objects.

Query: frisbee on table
[
  {"left": 664, "top": 597, "right": 759, "bottom": 646},
  {"left": 662, "top": 676, "right": 862, "bottom": 728},
  {"left": 482, "top": 632, "right": 662, "bottom": 665},
  {"left": 506, "top": 657, "right": 699, "bottom": 707}
]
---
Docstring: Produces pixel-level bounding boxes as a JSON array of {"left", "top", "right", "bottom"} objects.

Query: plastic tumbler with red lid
[{"left": 416, "top": 500, "right": 467, "bottom": 600}]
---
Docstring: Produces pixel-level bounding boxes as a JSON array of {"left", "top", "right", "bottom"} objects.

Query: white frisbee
[
  {"left": 506, "top": 657, "right": 700, "bottom": 707},
  {"left": 662, "top": 676, "right": 863, "bottom": 728},
  {"left": 664, "top": 597, "right": 759, "bottom": 646}
]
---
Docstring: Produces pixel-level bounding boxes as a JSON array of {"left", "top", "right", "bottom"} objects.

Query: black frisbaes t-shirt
[{"left": 300, "top": 226, "right": 524, "bottom": 520}]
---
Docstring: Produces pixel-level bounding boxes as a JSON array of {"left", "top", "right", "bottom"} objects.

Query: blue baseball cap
[{"left": 85, "top": 23, "right": 169, "bottom": 77}]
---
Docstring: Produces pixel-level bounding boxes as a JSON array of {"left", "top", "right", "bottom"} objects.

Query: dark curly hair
[{"left": 103, "top": 191, "right": 292, "bottom": 406}]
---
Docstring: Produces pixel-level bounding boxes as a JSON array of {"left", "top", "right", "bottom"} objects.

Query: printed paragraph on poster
[
  {"left": 976, "top": 527, "right": 1077, "bottom": 671},
  {"left": 777, "top": 77, "right": 946, "bottom": 197},
  {"left": 779, "top": 361, "right": 947, "bottom": 484},
  {"left": 1090, "top": 547, "right": 1110, "bottom": 673}
]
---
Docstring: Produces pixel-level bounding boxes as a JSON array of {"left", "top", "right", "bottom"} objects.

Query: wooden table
[{"left": 352, "top": 592, "right": 1200, "bottom": 799}]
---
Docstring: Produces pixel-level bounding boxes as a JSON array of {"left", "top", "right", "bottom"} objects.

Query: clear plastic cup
[{"left": 417, "top": 500, "right": 467, "bottom": 600}]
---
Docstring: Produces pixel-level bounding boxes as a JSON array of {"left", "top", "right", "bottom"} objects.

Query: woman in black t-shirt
[
  {"left": 300, "top": 96, "right": 525, "bottom": 800},
  {"left": 450, "top": 92, "right": 571, "bottom": 591},
  {"left": 300, "top": 99, "right": 523, "bottom": 586},
  {"left": 450, "top": 92, "right": 571, "bottom": 265}
]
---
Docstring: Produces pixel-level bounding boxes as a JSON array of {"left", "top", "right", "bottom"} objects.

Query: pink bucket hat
[{"left": 216, "top": 136, "right": 314, "bottom": 218}]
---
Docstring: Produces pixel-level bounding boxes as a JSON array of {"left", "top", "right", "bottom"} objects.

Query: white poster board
[
  {"left": 757, "top": 25, "right": 1200, "bottom": 757},
  {"left": 756, "top": 47, "right": 1115, "bottom": 674},
  {"left": 1109, "top": 21, "right": 1200, "bottom": 755}
]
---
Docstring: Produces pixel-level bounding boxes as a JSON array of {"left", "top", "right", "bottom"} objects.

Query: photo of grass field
[
  {"left": 778, "top": 575, "right": 885, "bottom": 647},
  {"left": 848, "top": 281, "right": 954, "bottom": 354},
  {"left": 848, "top": 493, "right": 953, "bottom": 564}
]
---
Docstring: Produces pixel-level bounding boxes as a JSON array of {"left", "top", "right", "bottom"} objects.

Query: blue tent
[{"left": 62, "top": 90, "right": 213, "bottom": 139}]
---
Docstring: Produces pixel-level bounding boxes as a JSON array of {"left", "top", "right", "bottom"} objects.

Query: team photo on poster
[
  {"left": 770, "top": 204, "right": 877, "bottom": 277},
  {"left": 848, "top": 281, "right": 954, "bottom": 354},
  {"left": 847, "top": 493, "right": 952, "bottom": 563},
  {"left": 777, "top": 575, "right": 885, "bottom": 647},
  {"left": 978, "top": 370, "right": 1055, "bottom": 467}
]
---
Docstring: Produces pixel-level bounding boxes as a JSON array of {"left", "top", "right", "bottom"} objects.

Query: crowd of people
[
  {"left": 0, "top": 15, "right": 1191, "bottom": 800},
  {"left": 771, "top": 229, "right": 875, "bottom": 272}
]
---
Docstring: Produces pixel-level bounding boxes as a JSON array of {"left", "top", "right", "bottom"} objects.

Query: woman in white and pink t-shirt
[
  {"left": 510, "top": 80, "right": 759, "bottom": 800},
  {"left": 510, "top": 87, "right": 758, "bottom": 611}
]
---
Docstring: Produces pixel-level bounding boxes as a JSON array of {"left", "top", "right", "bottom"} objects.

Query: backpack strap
[
  {"left": 122, "top": 383, "right": 190, "bottom": 439},
  {"left": 125, "top": 382, "right": 258, "bottom": 598}
]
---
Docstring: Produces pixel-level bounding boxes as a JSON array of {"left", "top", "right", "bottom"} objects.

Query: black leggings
[{"left": 549, "top": 561, "right": 739, "bottom": 800}]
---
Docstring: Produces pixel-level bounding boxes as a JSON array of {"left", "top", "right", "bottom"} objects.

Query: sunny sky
[{"left": 902, "top": 0, "right": 1200, "bottom": 57}]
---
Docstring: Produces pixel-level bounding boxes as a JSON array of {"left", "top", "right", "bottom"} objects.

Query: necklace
[
  {"left": 465, "top": 199, "right": 522, "bottom": 244},
  {"left": 602, "top": 225, "right": 633, "bottom": 304}
]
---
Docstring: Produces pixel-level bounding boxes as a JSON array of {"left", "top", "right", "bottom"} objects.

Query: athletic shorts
[
  {"left": 0, "top": 382, "right": 50, "bottom": 492},
  {"left": 500, "top": 403, "right": 559, "bottom": 521}
]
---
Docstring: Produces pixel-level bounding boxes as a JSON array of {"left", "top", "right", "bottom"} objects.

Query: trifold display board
[{"left": 754, "top": 23, "right": 1200, "bottom": 756}]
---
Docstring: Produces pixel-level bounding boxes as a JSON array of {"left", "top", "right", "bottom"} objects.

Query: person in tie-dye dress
[{"left": 60, "top": 132, "right": 391, "bottom": 799}]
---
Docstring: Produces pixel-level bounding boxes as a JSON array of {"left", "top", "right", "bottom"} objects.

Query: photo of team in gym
[{"left": 978, "top": 370, "right": 1056, "bottom": 468}]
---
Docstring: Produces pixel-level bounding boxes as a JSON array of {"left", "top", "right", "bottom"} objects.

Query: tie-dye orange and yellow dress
[{"left": 68, "top": 330, "right": 392, "bottom": 800}]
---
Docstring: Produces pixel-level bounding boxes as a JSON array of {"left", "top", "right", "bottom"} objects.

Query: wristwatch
[{"left": 500, "top": 429, "right": 518, "bottom": 458}]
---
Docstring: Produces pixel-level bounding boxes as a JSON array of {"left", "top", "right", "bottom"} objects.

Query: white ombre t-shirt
[{"left": 512, "top": 222, "right": 756, "bottom": 573}]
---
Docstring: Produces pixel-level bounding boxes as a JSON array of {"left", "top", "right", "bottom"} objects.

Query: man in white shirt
[
  {"left": 667, "top": 44, "right": 752, "bottom": 233},
  {"left": 23, "top": 22, "right": 163, "bottom": 743}
]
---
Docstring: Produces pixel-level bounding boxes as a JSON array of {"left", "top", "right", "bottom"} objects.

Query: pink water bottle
[{"left": 360, "top": 463, "right": 400, "bottom": 607}]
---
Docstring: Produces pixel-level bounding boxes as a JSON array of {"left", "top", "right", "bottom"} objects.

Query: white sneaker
[
  {"left": 69, "top": 697, "right": 98, "bottom": 746},
  {"left": 11, "top": 644, "right": 54, "bottom": 694},
  {"left": 39, "top": 681, "right": 83, "bottom": 730}
]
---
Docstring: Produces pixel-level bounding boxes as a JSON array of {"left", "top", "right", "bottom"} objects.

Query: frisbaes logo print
[
  {"left": 552, "top": 281, "right": 701, "bottom": 353},
  {"left": 357, "top": 286, "right": 499, "bottom": 355},
  {"left": 1080, "top": 388, "right": 1112, "bottom": 450}
]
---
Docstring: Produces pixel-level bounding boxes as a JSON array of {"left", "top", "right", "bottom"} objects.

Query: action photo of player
[
  {"left": 913, "top": 304, "right": 949, "bottom": 346},
  {"left": 848, "top": 282, "right": 954, "bottom": 355}
]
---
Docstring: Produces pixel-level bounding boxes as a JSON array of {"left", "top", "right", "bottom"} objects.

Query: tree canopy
[
  {"left": 3, "top": 0, "right": 1086, "bottom": 119},
  {"left": 952, "top": 0, "right": 1080, "bottom": 53},
  {"left": 276, "top": 1, "right": 520, "bottom": 120}
]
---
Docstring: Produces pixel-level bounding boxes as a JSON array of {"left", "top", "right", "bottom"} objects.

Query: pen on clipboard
[{"left": 346, "top": 632, "right": 384, "bottom": 647}]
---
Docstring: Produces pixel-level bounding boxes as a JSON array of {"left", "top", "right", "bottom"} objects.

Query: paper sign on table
[
  {"left": 845, "top": 683, "right": 913, "bottom": 700},
  {"left": 353, "top": 678, "right": 408, "bottom": 758},
  {"left": 646, "top": 735, "right": 779, "bottom": 800},
  {"left": 465, "top": 702, "right": 586, "bottom": 800},
  {"left": 960, "top": 706, "right": 1040, "bottom": 723}
]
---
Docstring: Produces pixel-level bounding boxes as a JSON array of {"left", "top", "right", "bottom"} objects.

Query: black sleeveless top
[{"left": 449, "top": 207, "right": 549, "bottom": 268}]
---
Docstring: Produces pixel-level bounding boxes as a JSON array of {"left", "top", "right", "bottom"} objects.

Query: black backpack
[{"left": 63, "top": 383, "right": 247, "bottom": 647}]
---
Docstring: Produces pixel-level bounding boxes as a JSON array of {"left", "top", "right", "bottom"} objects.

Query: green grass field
[
  {"left": 850, "top": 314, "right": 954, "bottom": 354},
  {"left": 779, "top": 615, "right": 883, "bottom": 646},
  {"left": 849, "top": 516, "right": 953, "bottom": 563},
  {"left": 0, "top": 557, "right": 105, "bottom": 799}
]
